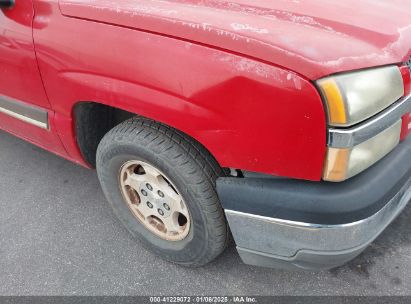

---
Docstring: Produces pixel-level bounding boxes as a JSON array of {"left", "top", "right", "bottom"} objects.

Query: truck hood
[{"left": 60, "top": 0, "right": 411, "bottom": 79}]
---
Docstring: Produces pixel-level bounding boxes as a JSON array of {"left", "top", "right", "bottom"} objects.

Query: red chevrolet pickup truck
[{"left": 1, "top": 0, "right": 411, "bottom": 270}]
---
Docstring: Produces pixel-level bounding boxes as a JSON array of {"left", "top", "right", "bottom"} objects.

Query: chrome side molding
[
  {"left": 0, "top": 95, "right": 49, "bottom": 129},
  {"left": 329, "top": 94, "right": 411, "bottom": 148}
]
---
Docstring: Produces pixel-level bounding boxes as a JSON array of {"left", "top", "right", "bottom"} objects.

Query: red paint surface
[
  {"left": 59, "top": 0, "right": 411, "bottom": 80},
  {"left": 400, "top": 66, "right": 411, "bottom": 141},
  {"left": 401, "top": 113, "right": 411, "bottom": 141},
  {"left": 400, "top": 66, "right": 411, "bottom": 96},
  {"left": 1, "top": 0, "right": 411, "bottom": 181}
]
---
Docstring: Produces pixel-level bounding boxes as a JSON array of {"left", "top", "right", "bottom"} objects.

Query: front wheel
[{"left": 96, "top": 117, "right": 228, "bottom": 266}]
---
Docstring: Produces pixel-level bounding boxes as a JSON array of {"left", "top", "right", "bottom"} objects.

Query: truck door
[{"left": 0, "top": 0, "right": 66, "bottom": 154}]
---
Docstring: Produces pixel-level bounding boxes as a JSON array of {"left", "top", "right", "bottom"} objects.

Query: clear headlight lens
[
  {"left": 317, "top": 66, "right": 404, "bottom": 127},
  {"left": 323, "top": 120, "right": 402, "bottom": 182}
]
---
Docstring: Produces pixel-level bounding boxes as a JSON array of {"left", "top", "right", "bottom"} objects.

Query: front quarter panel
[{"left": 33, "top": 0, "right": 327, "bottom": 181}]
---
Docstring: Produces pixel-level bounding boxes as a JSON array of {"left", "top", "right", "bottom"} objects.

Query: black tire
[{"left": 96, "top": 117, "right": 228, "bottom": 266}]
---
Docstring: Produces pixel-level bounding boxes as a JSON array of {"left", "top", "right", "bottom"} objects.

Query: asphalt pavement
[{"left": 0, "top": 130, "right": 411, "bottom": 296}]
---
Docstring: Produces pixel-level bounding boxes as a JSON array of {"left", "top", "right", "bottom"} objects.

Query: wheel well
[
  {"left": 73, "top": 102, "right": 134, "bottom": 167},
  {"left": 73, "top": 102, "right": 226, "bottom": 173}
]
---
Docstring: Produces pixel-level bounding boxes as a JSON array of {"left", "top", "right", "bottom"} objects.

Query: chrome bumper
[{"left": 225, "top": 177, "right": 411, "bottom": 270}]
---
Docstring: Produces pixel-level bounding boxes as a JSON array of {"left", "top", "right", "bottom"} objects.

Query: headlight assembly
[
  {"left": 317, "top": 66, "right": 404, "bottom": 127},
  {"left": 323, "top": 120, "right": 402, "bottom": 182}
]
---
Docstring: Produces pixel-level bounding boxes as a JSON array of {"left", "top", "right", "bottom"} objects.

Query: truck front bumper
[{"left": 217, "top": 136, "right": 411, "bottom": 270}]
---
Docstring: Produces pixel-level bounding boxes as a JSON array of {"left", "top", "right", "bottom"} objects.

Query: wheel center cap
[{"left": 142, "top": 187, "right": 172, "bottom": 218}]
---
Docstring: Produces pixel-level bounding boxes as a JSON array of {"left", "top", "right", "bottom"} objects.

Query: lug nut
[
  {"left": 158, "top": 190, "right": 164, "bottom": 198},
  {"left": 141, "top": 189, "right": 148, "bottom": 196},
  {"left": 147, "top": 202, "right": 153, "bottom": 209},
  {"left": 163, "top": 203, "right": 170, "bottom": 211},
  {"left": 158, "top": 209, "right": 164, "bottom": 216},
  {"left": 146, "top": 183, "right": 153, "bottom": 191}
]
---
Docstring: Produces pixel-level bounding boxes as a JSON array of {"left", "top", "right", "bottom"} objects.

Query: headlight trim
[
  {"left": 328, "top": 93, "right": 411, "bottom": 148},
  {"left": 324, "top": 120, "right": 402, "bottom": 182}
]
